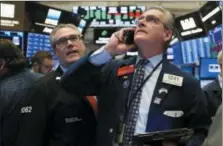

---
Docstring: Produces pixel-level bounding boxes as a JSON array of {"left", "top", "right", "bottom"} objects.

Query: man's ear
[{"left": 164, "top": 29, "right": 173, "bottom": 42}]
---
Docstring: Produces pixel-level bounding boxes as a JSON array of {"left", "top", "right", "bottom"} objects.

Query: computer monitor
[
  {"left": 175, "top": 11, "right": 207, "bottom": 41},
  {"left": 0, "top": 30, "right": 24, "bottom": 51},
  {"left": 181, "top": 37, "right": 211, "bottom": 66},
  {"left": 94, "top": 28, "right": 117, "bottom": 44},
  {"left": 26, "top": 32, "right": 56, "bottom": 60},
  {"left": 200, "top": 58, "right": 220, "bottom": 79},
  {"left": 73, "top": 6, "right": 145, "bottom": 27},
  {"left": 199, "top": 1, "right": 222, "bottom": 31},
  {"left": 172, "top": 42, "right": 183, "bottom": 66},
  {"left": 208, "top": 24, "right": 222, "bottom": 58}
]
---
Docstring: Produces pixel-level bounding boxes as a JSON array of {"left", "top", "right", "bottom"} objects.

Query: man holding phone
[{"left": 61, "top": 6, "right": 211, "bottom": 146}]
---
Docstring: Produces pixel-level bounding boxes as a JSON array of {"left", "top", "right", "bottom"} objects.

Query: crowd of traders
[{"left": 0, "top": 6, "right": 222, "bottom": 146}]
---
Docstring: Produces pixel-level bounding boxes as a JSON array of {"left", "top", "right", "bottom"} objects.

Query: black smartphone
[{"left": 123, "top": 30, "right": 135, "bottom": 45}]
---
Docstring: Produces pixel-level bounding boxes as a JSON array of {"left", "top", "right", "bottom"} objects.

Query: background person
[
  {"left": 0, "top": 39, "right": 43, "bottom": 146},
  {"left": 30, "top": 51, "right": 54, "bottom": 75}
]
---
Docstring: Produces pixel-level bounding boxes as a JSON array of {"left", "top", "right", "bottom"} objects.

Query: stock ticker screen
[
  {"left": 0, "top": 30, "right": 24, "bottom": 51},
  {"left": 26, "top": 32, "right": 55, "bottom": 60},
  {"left": 208, "top": 24, "right": 222, "bottom": 58},
  {"left": 73, "top": 6, "right": 145, "bottom": 27},
  {"left": 181, "top": 37, "right": 211, "bottom": 65},
  {"left": 94, "top": 28, "right": 117, "bottom": 44},
  {"left": 200, "top": 58, "right": 220, "bottom": 79}
]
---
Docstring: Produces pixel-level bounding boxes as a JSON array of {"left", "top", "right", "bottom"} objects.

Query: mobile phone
[{"left": 123, "top": 30, "right": 135, "bottom": 45}]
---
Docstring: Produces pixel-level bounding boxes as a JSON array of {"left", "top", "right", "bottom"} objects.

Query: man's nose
[
  {"left": 137, "top": 19, "right": 146, "bottom": 28},
  {"left": 67, "top": 39, "right": 73, "bottom": 45}
]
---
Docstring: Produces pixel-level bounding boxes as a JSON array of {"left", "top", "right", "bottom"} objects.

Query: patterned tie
[{"left": 122, "top": 59, "right": 148, "bottom": 146}]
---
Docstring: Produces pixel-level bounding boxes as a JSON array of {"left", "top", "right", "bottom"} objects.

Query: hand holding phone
[
  {"left": 104, "top": 28, "right": 136, "bottom": 57},
  {"left": 123, "top": 30, "right": 135, "bottom": 45}
]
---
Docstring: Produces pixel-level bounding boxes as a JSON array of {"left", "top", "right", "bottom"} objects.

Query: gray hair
[
  {"left": 49, "top": 23, "right": 80, "bottom": 48},
  {"left": 145, "top": 6, "right": 175, "bottom": 30},
  {"left": 217, "top": 50, "right": 222, "bottom": 64}
]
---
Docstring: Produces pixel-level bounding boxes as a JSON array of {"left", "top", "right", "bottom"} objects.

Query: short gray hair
[
  {"left": 145, "top": 6, "right": 175, "bottom": 49},
  {"left": 50, "top": 23, "right": 80, "bottom": 48},
  {"left": 145, "top": 6, "right": 175, "bottom": 30},
  {"left": 217, "top": 50, "right": 222, "bottom": 64}
]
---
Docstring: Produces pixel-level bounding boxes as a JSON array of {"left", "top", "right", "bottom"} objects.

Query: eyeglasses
[
  {"left": 135, "top": 15, "right": 169, "bottom": 29},
  {"left": 54, "top": 34, "right": 82, "bottom": 48}
]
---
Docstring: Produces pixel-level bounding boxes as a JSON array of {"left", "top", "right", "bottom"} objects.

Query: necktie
[{"left": 122, "top": 59, "right": 148, "bottom": 146}]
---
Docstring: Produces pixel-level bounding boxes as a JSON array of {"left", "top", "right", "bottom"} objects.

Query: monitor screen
[
  {"left": 172, "top": 42, "right": 183, "bottom": 66},
  {"left": 1, "top": 3, "right": 15, "bottom": 18},
  {"left": 25, "top": 2, "right": 79, "bottom": 34},
  {"left": 175, "top": 11, "right": 207, "bottom": 41},
  {"left": 94, "top": 28, "right": 117, "bottom": 44},
  {"left": 0, "top": 2, "right": 25, "bottom": 31},
  {"left": 199, "top": 1, "right": 222, "bottom": 31},
  {"left": 0, "top": 30, "right": 24, "bottom": 51},
  {"left": 44, "top": 8, "right": 61, "bottom": 26},
  {"left": 181, "top": 66, "right": 193, "bottom": 75},
  {"left": 26, "top": 32, "right": 56, "bottom": 61},
  {"left": 74, "top": 6, "right": 145, "bottom": 27},
  {"left": 200, "top": 58, "right": 220, "bottom": 79},
  {"left": 181, "top": 37, "right": 211, "bottom": 65},
  {"left": 208, "top": 24, "right": 222, "bottom": 58}
]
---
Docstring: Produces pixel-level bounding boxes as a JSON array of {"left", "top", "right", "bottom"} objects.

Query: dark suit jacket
[
  {"left": 61, "top": 55, "right": 211, "bottom": 146},
  {"left": 203, "top": 104, "right": 222, "bottom": 146},
  {"left": 15, "top": 67, "right": 97, "bottom": 146},
  {"left": 0, "top": 69, "right": 43, "bottom": 146},
  {"left": 202, "top": 78, "right": 222, "bottom": 118}
]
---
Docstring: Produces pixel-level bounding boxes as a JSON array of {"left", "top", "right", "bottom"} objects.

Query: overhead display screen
[
  {"left": 200, "top": 58, "right": 220, "bottom": 79},
  {"left": 26, "top": 32, "right": 55, "bottom": 60},
  {"left": 0, "top": 30, "right": 24, "bottom": 51},
  {"left": 94, "top": 28, "right": 117, "bottom": 44},
  {"left": 175, "top": 11, "right": 207, "bottom": 41},
  {"left": 199, "top": 1, "right": 222, "bottom": 31},
  {"left": 208, "top": 24, "right": 222, "bottom": 58},
  {"left": 0, "top": 2, "right": 25, "bottom": 31},
  {"left": 73, "top": 6, "right": 145, "bottom": 27},
  {"left": 181, "top": 37, "right": 211, "bottom": 65}
]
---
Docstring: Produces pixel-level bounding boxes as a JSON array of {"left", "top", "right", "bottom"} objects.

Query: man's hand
[{"left": 104, "top": 28, "right": 136, "bottom": 57}]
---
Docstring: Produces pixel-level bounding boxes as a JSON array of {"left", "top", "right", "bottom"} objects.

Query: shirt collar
[
  {"left": 60, "top": 65, "right": 68, "bottom": 73},
  {"left": 136, "top": 53, "right": 163, "bottom": 68},
  {"left": 218, "top": 74, "right": 222, "bottom": 89}
]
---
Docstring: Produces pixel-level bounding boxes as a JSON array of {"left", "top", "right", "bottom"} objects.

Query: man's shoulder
[
  {"left": 203, "top": 79, "right": 219, "bottom": 91},
  {"left": 167, "top": 63, "right": 198, "bottom": 86},
  {"left": 31, "top": 71, "right": 58, "bottom": 88}
]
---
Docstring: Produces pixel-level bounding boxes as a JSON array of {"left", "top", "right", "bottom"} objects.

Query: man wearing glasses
[
  {"left": 16, "top": 24, "right": 97, "bottom": 146},
  {"left": 61, "top": 7, "right": 211, "bottom": 146},
  {"left": 31, "top": 51, "right": 54, "bottom": 75}
]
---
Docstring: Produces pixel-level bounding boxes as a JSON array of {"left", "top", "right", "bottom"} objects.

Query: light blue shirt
[{"left": 90, "top": 46, "right": 163, "bottom": 134}]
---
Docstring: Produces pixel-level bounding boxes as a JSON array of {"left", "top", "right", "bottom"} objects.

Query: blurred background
[{"left": 0, "top": 1, "right": 222, "bottom": 87}]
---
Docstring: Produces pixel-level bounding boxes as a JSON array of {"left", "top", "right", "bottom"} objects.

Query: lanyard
[
  {"left": 115, "top": 58, "right": 164, "bottom": 144},
  {"left": 124, "top": 58, "right": 164, "bottom": 123}
]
